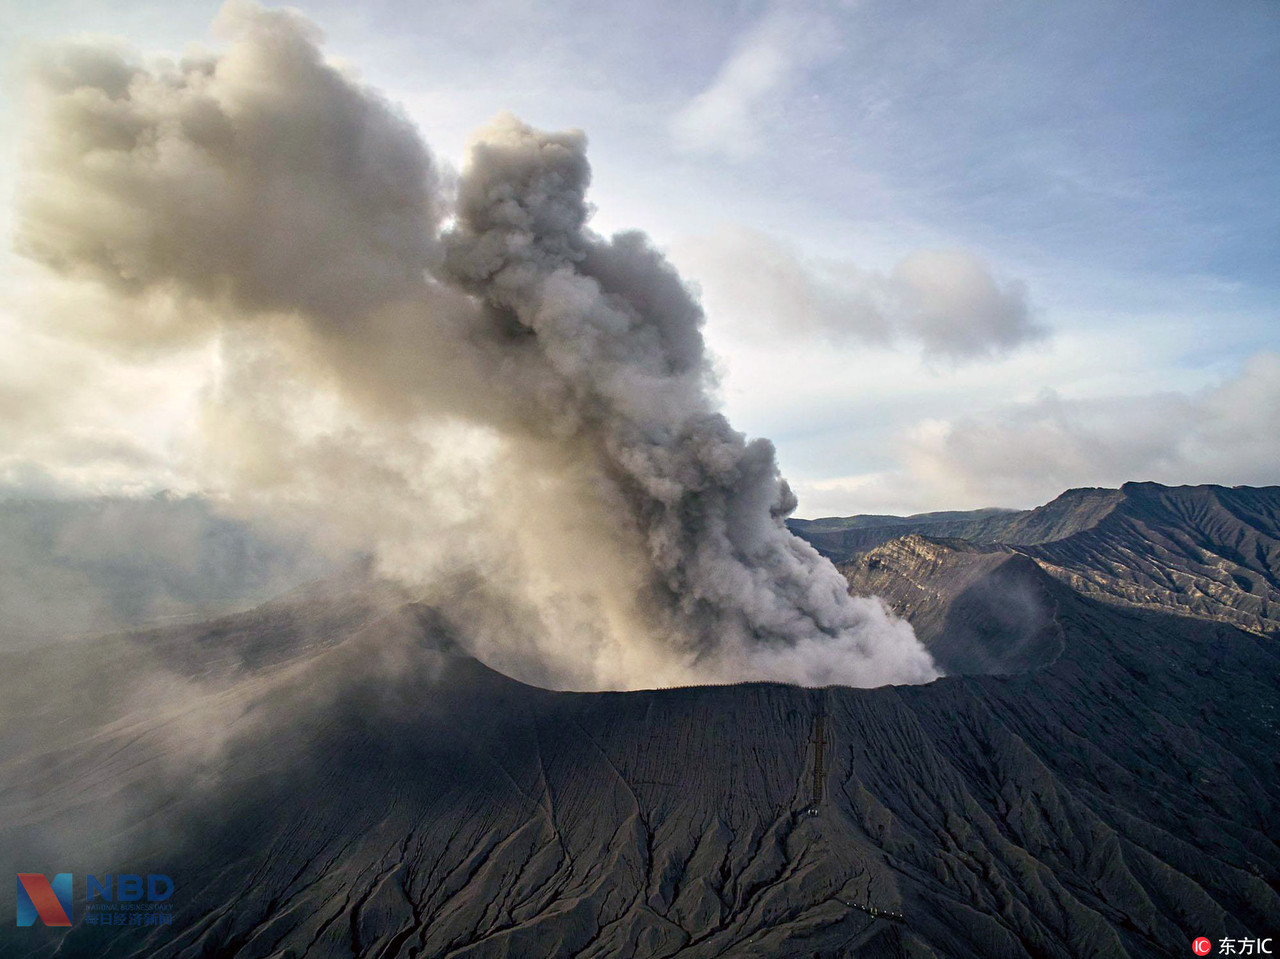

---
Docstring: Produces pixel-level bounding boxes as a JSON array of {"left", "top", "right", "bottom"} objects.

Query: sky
[{"left": 1, "top": 0, "right": 1277, "bottom": 517}]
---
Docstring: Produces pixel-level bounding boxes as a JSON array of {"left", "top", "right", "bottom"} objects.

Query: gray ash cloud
[{"left": 13, "top": 1, "right": 938, "bottom": 688}]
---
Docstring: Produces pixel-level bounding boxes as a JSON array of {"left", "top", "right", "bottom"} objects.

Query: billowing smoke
[{"left": 13, "top": 1, "right": 938, "bottom": 688}]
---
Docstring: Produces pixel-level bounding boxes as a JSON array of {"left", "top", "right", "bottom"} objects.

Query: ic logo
[
  {"left": 16, "top": 874, "right": 72, "bottom": 927},
  {"left": 1193, "top": 938, "right": 1212, "bottom": 955}
]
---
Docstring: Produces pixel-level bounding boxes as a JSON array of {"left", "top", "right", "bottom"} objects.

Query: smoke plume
[{"left": 14, "top": 1, "right": 938, "bottom": 689}]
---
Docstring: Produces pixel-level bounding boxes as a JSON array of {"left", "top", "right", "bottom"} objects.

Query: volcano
[{"left": 1, "top": 482, "right": 1277, "bottom": 958}]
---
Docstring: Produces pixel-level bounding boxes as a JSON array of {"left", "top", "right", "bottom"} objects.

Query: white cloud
[
  {"left": 793, "top": 351, "right": 1280, "bottom": 515},
  {"left": 674, "top": 226, "right": 1047, "bottom": 361},
  {"left": 671, "top": 9, "right": 836, "bottom": 159}
]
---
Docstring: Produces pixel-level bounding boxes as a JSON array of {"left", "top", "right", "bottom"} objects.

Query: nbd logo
[
  {"left": 87, "top": 874, "right": 174, "bottom": 903},
  {"left": 16, "top": 872, "right": 174, "bottom": 927},
  {"left": 16, "top": 874, "right": 72, "bottom": 927}
]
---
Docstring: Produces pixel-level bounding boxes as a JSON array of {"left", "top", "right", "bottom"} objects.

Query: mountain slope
[
  {"left": 793, "top": 483, "right": 1280, "bottom": 636},
  {"left": 2, "top": 569, "right": 1276, "bottom": 957},
  {"left": 838, "top": 534, "right": 1063, "bottom": 676},
  {"left": 1023, "top": 483, "right": 1280, "bottom": 636}
]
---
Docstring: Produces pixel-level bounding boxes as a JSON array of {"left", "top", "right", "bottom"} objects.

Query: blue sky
[{"left": 1, "top": 0, "right": 1277, "bottom": 515}]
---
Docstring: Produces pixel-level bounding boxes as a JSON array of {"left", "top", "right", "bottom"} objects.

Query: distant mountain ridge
[{"left": 791, "top": 483, "right": 1280, "bottom": 637}]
